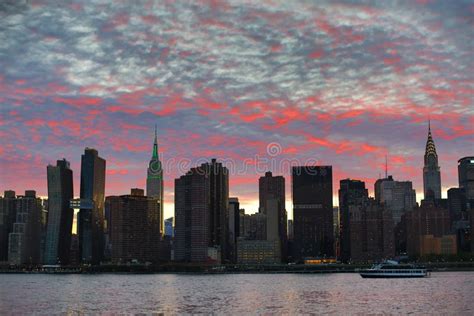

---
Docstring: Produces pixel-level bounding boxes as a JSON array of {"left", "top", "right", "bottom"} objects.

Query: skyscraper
[
  {"left": 0, "top": 190, "right": 17, "bottom": 262},
  {"left": 146, "top": 125, "right": 164, "bottom": 235},
  {"left": 228, "top": 197, "right": 240, "bottom": 263},
  {"left": 338, "top": 179, "right": 368, "bottom": 263},
  {"left": 349, "top": 199, "right": 395, "bottom": 263},
  {"left": 292, "top": 166, "right": 334, "bottom": 260},
  {"left": 423, "top": 121, "right": 441, "bottom": 200},
  {"left": 174, "top": 169, "right": 210, "bottom": 262},
  {"left": 447, "top": 188, "right": 467, "bottom": 221},
  {"left": 78, "top": 148, "right": 106, "bottom": 264},
  {"left": 200, "top": 159, "right": 230, "bottom": 262},
  {"left": 259, "top": 171, "right": 285, "bottom": 214},
  {"left": 8, "top": 191, "right": 42, "bottom": 265},
  {"left": 458, "top": 157, "right": 474, "bottom": 201},
  {"left": 107, "top": 189, "right": 162, "bottom": 264},
  {"left": 44, "top": 159, "right": 74, "bottom": 265},
  {"left": 258, "top": 171, "right": 287, "bottom": 260},
  {"left": 405, "top": 202, "right": 452, "bottom": 257},
  {"left": 374, "top": 175, "right": 416, "bottom": 224},
  {"left": 173, "top": 159, "right": 229, "bottom": 263}
]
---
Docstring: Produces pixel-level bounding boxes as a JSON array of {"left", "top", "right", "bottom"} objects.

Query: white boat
[{"left": 359, "top": 260, "right": 428, "bottom": 278}]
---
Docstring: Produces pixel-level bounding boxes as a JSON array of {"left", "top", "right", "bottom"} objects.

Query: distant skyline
[{"left": 1, "top": 1, "right": 473, "bottom": 221}]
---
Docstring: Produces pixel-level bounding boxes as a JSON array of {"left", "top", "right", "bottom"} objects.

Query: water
[{"left": 1, "top": 272, "right": 473, "bottom": 314}]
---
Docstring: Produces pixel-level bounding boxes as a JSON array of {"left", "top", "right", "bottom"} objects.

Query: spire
[
  {"left": 152, "top": 124, "right": 158, "bottom": 159},
  {"left": 424, "top": 120, "right": 438, "bottom": 164}
]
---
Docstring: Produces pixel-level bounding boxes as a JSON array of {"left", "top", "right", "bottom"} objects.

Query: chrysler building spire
[{"left": 423, "top": 120, "right": 441, "bottom": 200}]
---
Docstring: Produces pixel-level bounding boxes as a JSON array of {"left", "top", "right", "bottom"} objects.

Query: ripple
[{"left": 0, "top": 272, "right": 473, "bottom": 314}]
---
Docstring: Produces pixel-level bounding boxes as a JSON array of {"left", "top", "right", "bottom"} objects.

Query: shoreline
[{"left": 2, "top": 263, "right": 474, "bottom": 274}]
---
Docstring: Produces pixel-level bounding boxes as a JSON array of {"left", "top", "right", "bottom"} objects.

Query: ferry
[{"left": 359, "top": 260, "right": 428, "bottom": 278}]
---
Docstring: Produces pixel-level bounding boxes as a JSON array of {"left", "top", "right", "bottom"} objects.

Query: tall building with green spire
[
  {"left": 423, "top": 120, "right": 441, "bottom": 200},
  {"left": 147, "top": 125, "right": 164, "bottom": 234}
]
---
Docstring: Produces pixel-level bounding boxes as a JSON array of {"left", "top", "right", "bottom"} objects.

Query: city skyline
[
  {"left": 0, "top": 1, "right": 473, "bottom": 314},
  {"left": 0, "top": 123, "right": 472, "bottom": 221},
  {"left": 1, "top": 1, "right": 473, "bottom": 221}
]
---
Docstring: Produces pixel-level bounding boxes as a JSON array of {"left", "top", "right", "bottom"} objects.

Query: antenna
[{"left": 385, "top": 155, "right": 388, "bottom": 179}]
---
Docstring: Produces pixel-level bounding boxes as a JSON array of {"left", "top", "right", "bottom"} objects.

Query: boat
[{"left": 359, "top": 260, "right": 428, "bottom": 278}]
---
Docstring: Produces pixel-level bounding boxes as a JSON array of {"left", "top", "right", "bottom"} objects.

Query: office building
[
  {"left": 472, "top": 208, "right": 474, "bottom": 253},
  {"left": 146, "top": 126, "right": 164, "bottom": 235},
  {"left": 78, "top": 148, "right": 106, "bottom": 264},
  {"left": 349, "top": 199, "right": 394, "bottom": 263},
  {"left": 106, "top": 189, "right": 162, "bottom": 264},
  {"left": 419, "top": 235, "right": 457, "bottom": 256},
  {"left": 447, "top": 188, "right": 468, "bottom": 222},
  {"left": 236, "top": 199, "right": 281, "bottom": 264},
  {"left": 423, "top": 122, "right": 441, "bottom": 200},
  {"left": 338, "top": 179, "right": 368, "bottom": 263},
  {"left": 236, "top": 239, "right": 281, "bottom": 264},
  {"left": 287, "top": 219, "right": 294, "bottom": 240},
  {"left": 266, "top": 199, "right": 279, "bottom": 241},
  {"left": 198, "top": 159, "right": 230, "bottom": 262},
  {"left": 174, "top": 168, "right": 211, "bottom": 262},
  {"left": 405, "top": 201, "right": 452, "bottom": 257},
  {"left": 374, "top": 176, "right": 416, "bottom": 224},
  {"left": 259, "top": 171, "right": 287, "bottom": 260},
  {"left": 44, "top": 159, "right": 74, "bottom": 265},
  {"left": 458, "top": 157, "right": 474, "bottom": 200},
  {"left": 8, "top": 191, "right": 42, "bottom": 265},
  {"left": 240, "top": 212, "right": 267, "bottom": 240},
  {"left": 228, "top": 197, "right": 240, "bottom": 263},
  {"left": 292, "top": 166, "right": 334, "bottom": 260},
  {"left": 0, "top": 190, "right": 17, "bottom": 262}
]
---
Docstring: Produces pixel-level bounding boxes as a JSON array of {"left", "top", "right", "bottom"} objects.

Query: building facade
[
  {"left": 447, "top": 188, "right": 468, "bottom": 222},
  {"left": 0, "top": 190, "right": 17, "bottom": 262},
  {"left": 174, "top": 169, "right": 211, "bottom": 262},
  {"left": 240, "top": 212, "right": 267, "bottom": 240},
  {"left": 8, "top": 191, "right": 42, "bottom": 265},
  {"left": 106, "top": 189, "right": 162, "bottom": 264},
  {"left": 146, "top": 126, "right": 164, "bottom": 235},
  {"left": 44, "top": 159, "right": 74, "bottom": 265},
  {"left": 405, "top": 201, "right": 452, "bottom": 257},
  {"left": 259, "top": 171, "right": 287, "bottom": 260},
  {"left": 78, "top": 148, "right": 106, "bottom": 264},
  {"left": 236, "top": 239, "right": 281, "bottom": 264},
  {"left": 338, "top": 179, "right": 368, "bottom": 263},
  {"left": 199, "top": 159, "right": 230, "bottom": 262},
  {"left": 423, "top": 122, "right": 441, "bottom": 200},
  {"left": 228, "top": 197, "right": 240, "bottom": 263},
  {"left": 292, "top": 166, "right": 334, "bottom": 260},
  {"left": 349, "top": 199, "right": 395, "bottom": 263},
  {"left": 374, "top": 176, "right": 416, "bottom": 224},
  {"left": 458, "top": 157, "right": 474, "bottom": 201}
]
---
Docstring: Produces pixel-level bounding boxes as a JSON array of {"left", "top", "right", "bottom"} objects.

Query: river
[{"left": 1, "top": 272, "right": 473, "bottom": 314}]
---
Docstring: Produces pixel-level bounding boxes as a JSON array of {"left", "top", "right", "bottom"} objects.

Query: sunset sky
[{"left": 0, "top": 0, "right": 473, "bottom": 220}]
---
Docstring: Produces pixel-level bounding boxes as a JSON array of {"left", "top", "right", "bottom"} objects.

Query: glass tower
[{"left": 44, "top": 159, "right": 74, "bottom": 265}]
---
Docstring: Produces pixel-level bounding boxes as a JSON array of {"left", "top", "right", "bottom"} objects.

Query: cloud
[{"left": 0, "top": 0, "right": 473, "bottom": 219}]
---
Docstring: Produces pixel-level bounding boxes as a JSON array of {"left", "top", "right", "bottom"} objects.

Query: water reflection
[{"left": 0, "top": 272, "right": 473, "bottom": 314}]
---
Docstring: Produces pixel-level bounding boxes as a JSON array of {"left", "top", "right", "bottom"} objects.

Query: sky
[{"left": 0, "top": 0, "right": 473, "bottom": 220}]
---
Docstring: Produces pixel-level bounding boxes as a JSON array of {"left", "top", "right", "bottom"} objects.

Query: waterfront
[{"left": 1, "top": 272, "right": 473, "bottom": 314}]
